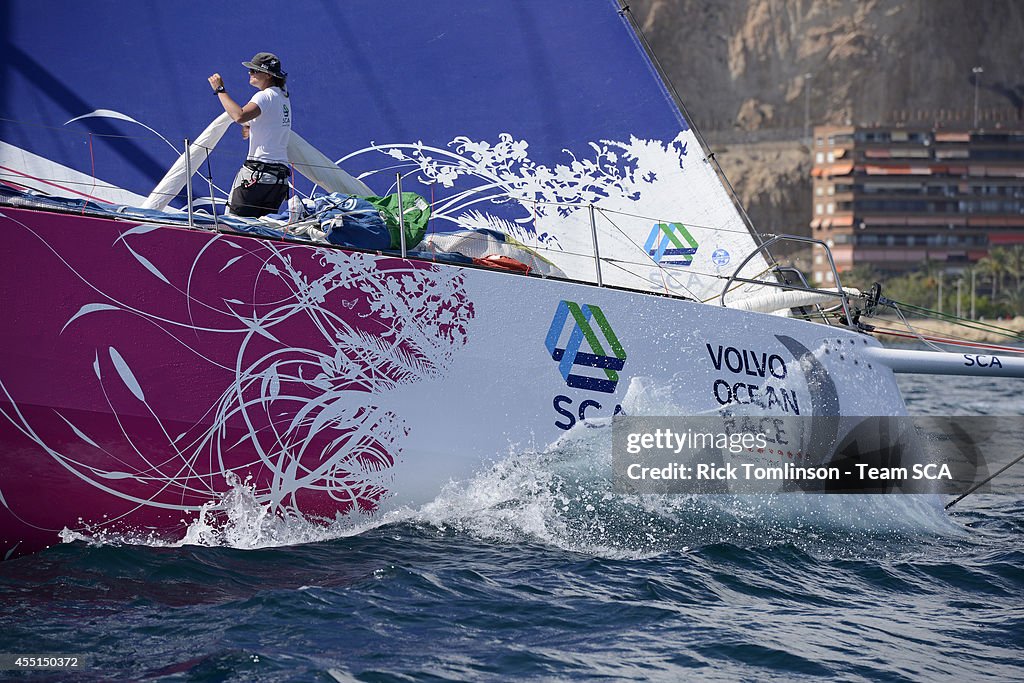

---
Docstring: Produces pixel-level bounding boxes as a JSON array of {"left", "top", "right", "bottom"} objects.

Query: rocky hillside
[{"left": 629, "top": 0, "right": 1024, "bottom": 241}]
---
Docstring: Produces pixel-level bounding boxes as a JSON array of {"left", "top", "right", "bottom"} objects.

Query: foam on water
[
  {"left": 409, "top": 417, "right": 961, "bottom": 558},
  {"left": 173, "top": 434, "right": 958, "bottom": 559},
  {"left": 59, "top": 375, "right": 970, "bottom": 558},
  {"left": 59, "top": 472, "right": 393, "bottom": 552},
  {"left": 398, "top": 373, "right": 964, "bottom": 557}
]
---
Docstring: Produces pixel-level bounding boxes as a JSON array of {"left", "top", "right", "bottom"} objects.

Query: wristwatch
[{"left": 215, "top": 85, "right": 226, "bottom": 94}]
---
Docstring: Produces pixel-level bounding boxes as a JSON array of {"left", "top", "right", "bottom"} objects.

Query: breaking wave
[{"left": 61, "top": 423, "right": 960, "bottom": 561}]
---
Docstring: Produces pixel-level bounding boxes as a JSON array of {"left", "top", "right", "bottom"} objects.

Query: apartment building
[{"left": 809, "top": 124, "right": 1024, "bottom": 284}]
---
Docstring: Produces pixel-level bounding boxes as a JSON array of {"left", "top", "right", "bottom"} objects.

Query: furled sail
[
  {"left": 142, "top": 114, "right": 372, "bottom": 211},
  {"left": 141, "top": 113, "right": 232, "bottom": 210}
]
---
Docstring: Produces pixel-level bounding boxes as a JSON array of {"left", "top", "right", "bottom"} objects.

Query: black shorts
[{"left": 228, "top": 161, "right": 291, "bottom": 218}]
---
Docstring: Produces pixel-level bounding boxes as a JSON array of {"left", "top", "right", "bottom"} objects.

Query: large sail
[{"left": 0, "top": 0, "right": 771, "bottom": 302}]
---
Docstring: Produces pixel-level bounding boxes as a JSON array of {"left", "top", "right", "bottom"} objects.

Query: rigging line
[
  {"left": 868, "top": 328, "right": 1024, "bottom": 355},
  {"left": 788, "top": 310, "right": 833, "bottom": 322},
  {"left": 891, "top": 303, "right": 945, "bottom": 351},
  {"left": 1, "top": 172, "right": 90, "bottom": 198},
  {"left": 0, "top": 169, "right": 147, "bottom": 195},
  {"left": 1, "top": 112, "right": 371, "bottom": 181},
  {"left": 699, "top": 264, "right": 776, "bottom": 304},
  {"left": 616, "top": 2, "right": 771, "bottom": 256},
  {"left": 509, "top": 195, "right": 759, "bottom": 239},
  {"left": 204, "top": 149, "right": 220, "bottom": 232},
  {"left": 874, "top": 317, "right": 1022, "bottom": 350},
  {"left": 569, "top": 247, "right": 776, "bottom": 289},
  {"left": 597, "top": 254, "right": 693, "bottom": 301},
  {"left": 582, "top": 203, "right": 760, "bottom": 237},
  {"left": 886, "top": 313, "right": 1024, "bottom": 344},
  {"left": 707, "top": 151, "right": 776, "bottom": 255},
  {"left": 886, "top": 297, "right": 1013, "bottom": 328},
  {"left": 0, "top": 115, "right": 169, "bottom": 142},
  {"left": 601, "top": 253, "right": 736, "bottom": 279},
  {"left": 84, "top": 133, "right": 97, "bottom": 214},
  {"left": 0, "top": 168, "right": 123, "bottom": 204},
  {"left": 945, "top": 450, "right": 1024, "bottom": 510},
  {"left": 609, "top": 230, "right": 697, "bottom": 297},
  {"left": 878, "top": 305, "right": 1024, "bottom": 342},
  {"left": 883, "top": 300, "right": 1024, "bottom": 339},
  {"left": 593, "top": 205, "right": 701, "bottom": 299}
]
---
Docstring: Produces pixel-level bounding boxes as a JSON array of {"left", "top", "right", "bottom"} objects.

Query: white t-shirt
[{"left": 246, "top": 86, "right": 292, "bottom": 163}]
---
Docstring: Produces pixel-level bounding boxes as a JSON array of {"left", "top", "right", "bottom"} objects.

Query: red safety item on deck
[{"left": 472, "top": 255, "right": 531, "bottom": 274}]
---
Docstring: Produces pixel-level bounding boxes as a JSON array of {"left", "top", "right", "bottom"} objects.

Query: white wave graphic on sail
[{"left": 348, "top": 130, "right": 774, "bottom": 302}]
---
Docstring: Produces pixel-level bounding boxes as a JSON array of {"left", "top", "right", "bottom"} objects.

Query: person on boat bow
[{"left": 208, "top": 52, "right": 293, "bottom": 217}]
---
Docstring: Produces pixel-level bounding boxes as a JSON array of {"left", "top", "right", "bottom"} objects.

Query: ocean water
[{"left": 1, "top": 373, "right": 1022, "bottom": 682}]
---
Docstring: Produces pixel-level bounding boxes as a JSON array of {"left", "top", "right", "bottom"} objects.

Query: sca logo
[
  {"left": 545, "top": 300, "right": 627, "bottom": 393},
  {"left": 644, "top": 222, "right": 698, "bottom": 267},
  {"left": 545, "top": 300, "right": 628, "bottom": 430}
]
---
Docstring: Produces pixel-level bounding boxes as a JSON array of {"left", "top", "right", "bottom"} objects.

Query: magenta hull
[{"left": 0, "top": 207, "right": 475, "bottom": 557}]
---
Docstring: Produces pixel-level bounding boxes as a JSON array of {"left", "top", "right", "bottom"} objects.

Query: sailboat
[{"left": 0, "top": 0, "right": 1020, "bottom": 559}]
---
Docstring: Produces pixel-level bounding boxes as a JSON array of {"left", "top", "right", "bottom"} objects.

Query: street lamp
[
  {"left": 972, "top": 66, "right": 984, "bottom": 129},
  {"left": 803, "top": 73, "right": 812, "bottom": 141},
  {"left": 956, "top": 277, "right": 963, "bottom": 319}
]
